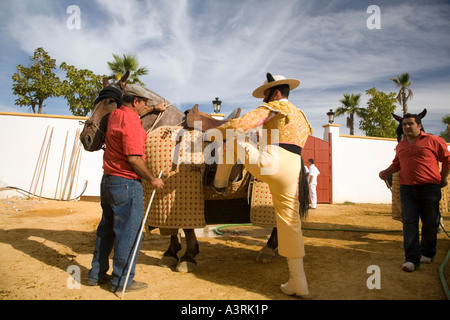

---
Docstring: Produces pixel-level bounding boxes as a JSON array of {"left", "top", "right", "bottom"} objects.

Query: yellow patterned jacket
[{"left": 216, "top": 99, "right": 312, "bottom": 148}]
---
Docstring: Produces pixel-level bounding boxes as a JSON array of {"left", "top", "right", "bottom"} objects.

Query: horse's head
[
  {"left": 80, "top": 72, "right": 129, "bottom": 151},
  {"left": 392, "top": 108, "right": 427, "bottom": 142}
]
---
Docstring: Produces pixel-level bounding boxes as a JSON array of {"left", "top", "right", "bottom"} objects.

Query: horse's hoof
[
  {"left": 176, "top": 255, "right": 197, "bottom": 273},
  {"left": 176, "top": 261, "right": 197, "bottom": 273},
  {"left": 256, "top": 245, "right": 277, "bottom": 263},
  {"left": 158, "top": 255, "right": 178, "bottom": 268}
]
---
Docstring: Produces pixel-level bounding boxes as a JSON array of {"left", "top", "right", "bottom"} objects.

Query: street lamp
[
  {"left": 212, "top": 97, "right": 222, "bottom": 113},
  {"left": 327, "top": 109, "right": 335, "bottom": 124}
]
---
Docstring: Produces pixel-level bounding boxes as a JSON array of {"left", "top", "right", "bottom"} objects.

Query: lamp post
[
  {"left": 323, "top": 109, "right": 339, "bottom": 142},
  {"left": 212, "top": 97, "right": 222, "bottom": 114},
  {"left": 327, "top": 109, "right": 335, "bottom": 124}
]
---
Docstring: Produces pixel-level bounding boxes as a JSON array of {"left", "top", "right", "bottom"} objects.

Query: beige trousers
[{"left": 214, "top": 139, "right": 305, "bottom": 259}]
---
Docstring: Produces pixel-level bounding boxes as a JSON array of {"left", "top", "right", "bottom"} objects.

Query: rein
[
  {"left": 144, "top": 99, "right": 185, "bottom": 134},
  {"left": 147, "top": 110, "right": 165, "bottom": 134},
  {"left": 79, "top": 119, "right": 106, "bottom": 137}
]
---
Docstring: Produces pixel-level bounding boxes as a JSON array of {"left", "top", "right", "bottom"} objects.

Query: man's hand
[
  {"left": 127, "top": 155, "right": 164, "bottom": 189},
  {"left": 378, "top": 170, "right": 390, "bottom": 181},
  {"left": 154, "top": 101, "right": 166, "bottom": 112},
  {"left": 379, "top": 165, "right": 399, "bottom": 181},
  {"left": 441, "top": 169, "right": 449, "bottom": 188},
  {"left": 150, "top": 177, "right": 165, "bottom": 189}
]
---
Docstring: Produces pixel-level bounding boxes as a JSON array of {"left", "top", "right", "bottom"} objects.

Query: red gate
[{"left": 302, "top": 135, "right": 332, "bottom": 204}]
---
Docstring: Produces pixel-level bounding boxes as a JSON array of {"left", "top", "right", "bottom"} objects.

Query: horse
[
  {"left": 80, "top": 75, "right": 288, "bottom": 272},
  {"left": 392, "top": 108, "right": 427, "bottom": 142},
  {"left": 80, "top": 72, "right": 185, "bottom": 152}
]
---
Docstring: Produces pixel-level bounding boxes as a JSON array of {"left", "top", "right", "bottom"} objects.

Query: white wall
[
  {"left": 324, "top": 124, "right": 450, "bottom": 204},
  {"left": 332, "top": 133, "right": 397, "bottom": 203},
  {"left": 2, "top": 113, "right": 448, "bottom": 203},
  {"left": 0, "top": 112, "right": 103, "bottom": 199}
]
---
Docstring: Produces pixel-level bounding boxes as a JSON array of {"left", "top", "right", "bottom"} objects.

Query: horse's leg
[
  {"left": 256, "top": 227, "right": 278, "bottom": 263},
  {"left": 159, "top": 233, "right": 182, "bottom": 268},
  {"left": 176, "top": 229, "right": 200, "bottom": 273},
  {"left": 267, "top": 227, "right": 278, "bottom": 249}
]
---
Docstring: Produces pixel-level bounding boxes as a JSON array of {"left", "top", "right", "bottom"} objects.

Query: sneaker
[
  {"left": 111, "top": 280, "right": 148, "bottom": 293},
  {"left": 402, "top": 262, "right": 416, "bottom": 272},
  {"left": 420, "top": 255, "right": 433, "bottom": 264}
]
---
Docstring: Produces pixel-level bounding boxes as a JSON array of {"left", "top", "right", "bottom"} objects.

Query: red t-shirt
[
  {"left": 392, "top": 132, "right": 450, "bottom": 185},
  {"left": 103, "top": 106, "right": 147, "bottom": 180}
]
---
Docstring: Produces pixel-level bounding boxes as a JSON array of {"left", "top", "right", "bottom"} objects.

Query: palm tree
[
  {"left": 440, "top": 114, "right": 450, "bottom": 142},
  {"left": 107, "top": 53, "right": 148, "bottom": 85},
  {"left": 390, "top": 72, "right": 413, "bottom": 115},
  {"left": 335, "top": 93, "right": 363, "bottom": 135}
]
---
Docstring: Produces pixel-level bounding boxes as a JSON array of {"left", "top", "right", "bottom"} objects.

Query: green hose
[
  {"left": 214, "top": 224, "right": 253, "bottom": 235},
  {"left": 214, "top": 224, "right": 403, "bottom": 235},
  {"left": 439, "top": 247, "right": 450, "bottom": 300},
  {"left": 301, "top": 226, "right": 403, "bottom": 233}
]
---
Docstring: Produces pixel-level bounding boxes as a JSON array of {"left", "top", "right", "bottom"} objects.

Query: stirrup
[{"left": 212, "top": 185, "right": 227, "bottom": 195}]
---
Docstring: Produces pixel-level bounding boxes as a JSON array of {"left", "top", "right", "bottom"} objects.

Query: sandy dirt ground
[{"left": 0, "top": 197, "right": 449, "bottom": 301}]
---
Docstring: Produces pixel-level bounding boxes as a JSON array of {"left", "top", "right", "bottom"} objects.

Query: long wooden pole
[
  {"left": 28, "top": 125, "right": 49, "bottom": 199},
  {"left": 55, "top": 131, "right": 69, "bottom": 199},
  {"left": 67, "top": 141, "right": 82, "bottom": 200},
  {"left": 62, "top": 129, "right": 80, "bottom": 200},
  {"left": 72, "top": 142, "right": 83, "bottom": 201},
  {"left": 32, "top": 127, "right": 53, "bottom": 199},
  {"left": 38, "top": 127, "right": 54, "bottom": 200}
]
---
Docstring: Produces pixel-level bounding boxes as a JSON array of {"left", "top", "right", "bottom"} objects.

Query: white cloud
[{"left": 2, "top": 0, "right": 450, "bottom": 138}]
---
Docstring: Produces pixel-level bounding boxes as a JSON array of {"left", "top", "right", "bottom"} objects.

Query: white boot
[{"left": 280, "top": 258, "right": 309, "bottom": 297}]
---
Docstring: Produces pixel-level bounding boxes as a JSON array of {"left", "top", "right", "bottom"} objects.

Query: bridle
[
  {"left": 79, "top": 97, "right": 115, "bottom": 138},
  {"left": 80, "top": 118, "right": 106, "bottom": 137}
]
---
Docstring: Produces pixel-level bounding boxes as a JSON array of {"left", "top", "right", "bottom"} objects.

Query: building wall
[
  {"left": 323, "top": 124, "right": 450, "bottom": 204},
  {"left": 331, "top": 131, "right": 397, "bottom": 203},
  {"left": 1, "top": 113, "right": 448, "bottom": 203},
  {"left": 0, "top": 112, "right": 103, "bottom": 200}
]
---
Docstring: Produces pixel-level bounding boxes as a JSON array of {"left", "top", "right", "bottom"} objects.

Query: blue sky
[{"left": 1, "top": 0, "right": 449, "bottom": 138}]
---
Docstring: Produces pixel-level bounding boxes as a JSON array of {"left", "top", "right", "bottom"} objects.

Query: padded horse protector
[
  {"left": 249, "top": 178, "right": 277, "bottom": 227},
  {"left": 144, "top": 126, "right": 206, "bottom": 229}
]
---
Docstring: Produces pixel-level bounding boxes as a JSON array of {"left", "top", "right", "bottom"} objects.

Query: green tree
[
  {"left": 390, "top": 72, "right": 413, "bottom": 115},
  {"left": 440, "top": 114, "right": 450, "bottom": 142},
  {"left": 107, "top": 53, "right": 148, "bottom": 85},
  {"left": 60, "top": 62, "right": 106, "bottom": 116},
  {"left": 359, "top": 88, "right": 398, "bottom": 138},
  {"left": 335, "top": 93, "right": 364, "bottom": 135},
  {"left": 12, "top": 47, "right": 62, "bottom": 114}
]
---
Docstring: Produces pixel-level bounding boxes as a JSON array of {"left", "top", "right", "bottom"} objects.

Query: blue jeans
[
  {"left": 88, "top": 174, "right": 144, "bottom": 290},
  {"left": 399, "top": 184, "right": 441, "bottom": 266}
]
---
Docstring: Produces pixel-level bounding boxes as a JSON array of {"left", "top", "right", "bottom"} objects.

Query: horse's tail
[{"left": 298, "top": 157, "right": 309, "bottom": 220}]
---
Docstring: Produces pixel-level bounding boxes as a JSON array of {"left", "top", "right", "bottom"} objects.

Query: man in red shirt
[
  {"left": 88, "top": 84, "right": 165, "bottom": 292},
  {"left": 379, "top": 113, "right": 450, "bottom": 272}
]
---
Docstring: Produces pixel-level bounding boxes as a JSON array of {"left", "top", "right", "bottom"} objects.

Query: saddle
[{"left": 185, "top": 104, "right": 241, "bottom": 131}]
